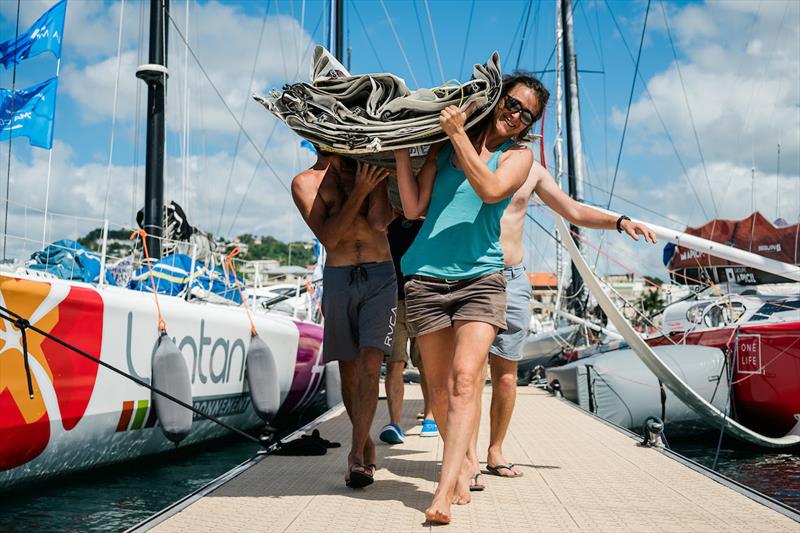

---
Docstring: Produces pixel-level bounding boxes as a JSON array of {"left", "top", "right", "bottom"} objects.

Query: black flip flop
[
  {"left": 486, "top": 464, "right": 523, "bottom": 478},
  {"left": 469, "top": 473, "right": 485, "bottom": 491},
  {"left": 346, "top": 463, "right": 374, "bottom": 489}
]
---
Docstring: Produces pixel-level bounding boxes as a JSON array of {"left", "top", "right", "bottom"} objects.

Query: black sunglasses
[{"left": 502, "top": 95, "right": 535, "bottom": 126}]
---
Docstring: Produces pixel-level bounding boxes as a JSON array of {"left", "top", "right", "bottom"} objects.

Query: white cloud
[
  {"left": 60, "top": 2, "right": 316, "bottom": 137},
  {"left": 0, "top": 134, "right": 316, "bottom": 262},
  {"left": 609, "top": 0, "right": 799, "bottom": 233}
]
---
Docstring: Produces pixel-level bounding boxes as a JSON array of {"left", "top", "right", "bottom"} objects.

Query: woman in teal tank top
[{"left": 393, "top": 74, "right": 547, "bottom": 525}]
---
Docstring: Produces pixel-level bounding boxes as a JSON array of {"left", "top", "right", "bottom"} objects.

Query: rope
[
  {"left": 379, "top": 0, "right": 419, "bottom": 87},
  {"left": 225, "top": 247, "right": 257, "bottom": 337},
  {"left": 130, "top": 229, "right": 167, "bottom": 332},
  {"left": 712, "top": 327, "right": 737, "bottom": 470},
  {"left": 603, "top": 0, "right": 708, "bottom": 220},
  {"left": 457, "top": 0, "right": 475, "bottom": 81},
  {"left": 606, "top": 0, "right": 651, "bottom": 211},
  {"left": 423, "top": 0, "right": 445, "bottom": 84},
  {"left": 539, "top": 105, "right": 547, "bottom": 170},
  {"left": 411, "top": 0, "right": 436, "bottom": 86},
  {"left": 351, "top": 0, "right": 384, "bottom": 71},
  {"left": 216, "top": 0, "right": 272, "bottom": 236},
  {"left": 103, "top": 0, "right": 127, "bottom": 225},
  {"left": 660, "top": 1, "right": 718, "bottom": 218},
  {"left": 514, "top": 0, "right": 534, "bottom": 70},
  {"left": 165, "top": 12, "right": 291, "bottom": 199},
  {"left": 305, "top": 279, "right": 323, "bottom": 317},
  {"left": 2, "top": 0, "right": 21, "bottom": 261},
  {"left": 224, "top": 11, "right": 324, "bottom": 236},
  {"left": 0, "top": 304, "right": 266, "bottom": 448}
]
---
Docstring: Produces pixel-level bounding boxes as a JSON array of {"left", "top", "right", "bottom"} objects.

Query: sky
[{"left": 0, "top": 0, "right": 798, "bottom": 281}]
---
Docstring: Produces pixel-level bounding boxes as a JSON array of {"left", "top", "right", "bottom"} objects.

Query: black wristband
[{"left": 616, "top": 215, "right": 631, "bottom": 233}]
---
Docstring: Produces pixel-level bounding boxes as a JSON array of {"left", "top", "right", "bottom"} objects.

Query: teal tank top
[{"left": 401, "top": 140, "right": 516, "bottom": 280}]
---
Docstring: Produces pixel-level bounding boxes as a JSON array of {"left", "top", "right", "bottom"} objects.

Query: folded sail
[{"left": 255, "top": 46, "right": 503, "bottom": 157}]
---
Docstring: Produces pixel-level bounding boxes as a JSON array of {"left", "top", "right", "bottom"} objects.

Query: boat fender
[
  {"left": 641, "top": 416, "right": 665, "bottom": 448},
  {"left": 152, "top": 332, "right": 193, "bottom": 444},
  {"left": 324, "top": 361, "right": 343, "bottom": 408},
  {"left": 246, "top": 334, "right": 281, "bottom": 422}
]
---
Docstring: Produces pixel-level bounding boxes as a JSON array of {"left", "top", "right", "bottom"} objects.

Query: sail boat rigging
[{"left": 0, "top": 0, "right": 330, "bottom": 488}]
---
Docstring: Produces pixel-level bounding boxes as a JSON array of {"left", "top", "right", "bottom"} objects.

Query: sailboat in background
[
  {"left": 507, "top": 0, "right": 800, "bottom": 445},
  {"left": 0, "top": 0, "right": 329, "bottom": 488}
]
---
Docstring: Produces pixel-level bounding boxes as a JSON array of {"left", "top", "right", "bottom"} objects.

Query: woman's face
[{"left": 492, "top": 83, "right": 539, "bottom": 139}]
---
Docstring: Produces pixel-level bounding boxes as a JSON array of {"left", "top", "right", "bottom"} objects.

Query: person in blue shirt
[{"left": 393, "top": 73, "right": 543, "bottom": 525}]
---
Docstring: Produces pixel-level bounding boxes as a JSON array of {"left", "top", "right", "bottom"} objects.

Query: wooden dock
[{"left": 138, "top": 385, "right": 799, "bottom": 532}]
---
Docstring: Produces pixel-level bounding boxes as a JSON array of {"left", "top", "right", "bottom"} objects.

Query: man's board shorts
[
  {"left": 387, "top": 299, "right": 422, "bottom": 367},
  {"left": 490, "top": 264, "right": 532, "bottom": 362},
  {"left": 403, "top": 270, "right": 507, "bottom": 338},
  {"left": 321, "top": 261, "right": 397, "bottom": 363}
]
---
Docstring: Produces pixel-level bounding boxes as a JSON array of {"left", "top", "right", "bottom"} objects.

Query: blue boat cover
[
  {"left": 128, "top": 253, "right": 243, "bottom": 303},
  {"left": 28, "top": 240, "right": 117, "bottom": 285}
]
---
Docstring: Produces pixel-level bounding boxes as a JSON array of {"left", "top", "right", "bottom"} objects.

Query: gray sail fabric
[
  {"left": 151, "top": 333, "right": 193, "bottom": 444},
  {"left": 246, "top": 334, "right": 281, "bottom": 422},
  {"left": 254, "top": 46, "right": 503, "bottom": 157}
]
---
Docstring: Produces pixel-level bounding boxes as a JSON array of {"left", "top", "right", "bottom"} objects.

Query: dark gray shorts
[
  {"left": 403, "top": 270, "right": 507, "bottom": 337},
  {"left": 321, "top": 262, "right": 398, "bottom": 363},
  {"left": 490, "top": 264, "right": 532, "bottom": 361}
]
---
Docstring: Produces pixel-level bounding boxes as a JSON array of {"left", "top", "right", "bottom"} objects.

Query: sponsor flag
[
  {"left": 0, "top": 0, "right": 67, "bottom": 68},
  {"left": 1, "top": 77, "right": 59, "bottom": 149}
]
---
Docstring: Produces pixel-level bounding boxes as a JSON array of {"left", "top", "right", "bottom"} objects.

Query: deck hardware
[
  {"left": 641, "top": 416, "right": 664, "bottom": 447},
  {"left": 548, "top": 379, "right": 562, "bottom": 397}
]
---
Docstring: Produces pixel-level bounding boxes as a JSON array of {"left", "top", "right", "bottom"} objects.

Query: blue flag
[
  {"left": 1, "top": 77, "right": 59, "bottom": 149},
  {"left": 0, "top": 0, "right": 67, "bottom": 68}
]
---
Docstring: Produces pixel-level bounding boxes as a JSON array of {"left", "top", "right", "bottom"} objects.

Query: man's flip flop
[
  {"left": 486, "top": 464, "right": 523, "bottom": 478},
  {"left": 469, "top": 473, "right": 485, "bottom": 491},
  {"left": 345, "top": 463, "right": 374, "bottom": 489}
]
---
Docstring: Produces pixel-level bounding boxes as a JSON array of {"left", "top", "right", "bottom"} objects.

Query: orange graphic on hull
[{"left": 0, "top": 277, "right": 103, "bottom": 471}]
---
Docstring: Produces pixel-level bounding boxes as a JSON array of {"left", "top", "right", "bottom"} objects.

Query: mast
[
  {"left": 560, "top": 0, "right": 586, "bottom": 311},
  {"left": 136, "top": 0, "right": 169, "bottom": 259},
  {"left": 329, "top": 0, "right": 343, "bottom": 62}
]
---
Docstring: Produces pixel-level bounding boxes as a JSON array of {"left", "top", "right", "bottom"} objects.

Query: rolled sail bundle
[{"left": 254, "top": 46, "right": 503, "bottom": 165}]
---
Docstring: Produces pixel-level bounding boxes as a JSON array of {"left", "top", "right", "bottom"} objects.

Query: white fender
[
  {"left": 246, "top": 334, "right": 281, "bottom": 422},
  {"left": 324, "top": 361, "right": 342, "bottom": 408}
]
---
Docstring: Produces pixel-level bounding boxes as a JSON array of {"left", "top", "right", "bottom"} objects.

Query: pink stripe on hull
[{"left": 277, "top": 321, "right": 325, "bottom": 416}]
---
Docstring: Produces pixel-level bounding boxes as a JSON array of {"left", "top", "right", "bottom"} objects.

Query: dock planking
[{"left": 144, "top": 384, "right": 799, "bottom": 532}]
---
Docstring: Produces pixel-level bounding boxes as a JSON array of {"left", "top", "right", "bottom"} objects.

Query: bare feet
[
  {"left": 425, "top": 495, "right": 451, "bottom": 525},
  {"left": 453, "top": 475, "right": 471, "bottom": 505}
]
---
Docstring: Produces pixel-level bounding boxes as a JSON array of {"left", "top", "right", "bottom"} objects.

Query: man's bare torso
[
  {"left": 499, "top": 161, "right": 543, "bottom": 266},
  {"left": 293, "top": 157, "right": 391, "bottom": 267}
]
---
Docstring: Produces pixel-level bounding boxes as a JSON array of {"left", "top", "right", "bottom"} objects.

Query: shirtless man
[
  {"left": 471, "top": 158, "right": 656, "bottom": 483},
  {"left": 291, "top": 152, "right": 396, "bottom": 489}
]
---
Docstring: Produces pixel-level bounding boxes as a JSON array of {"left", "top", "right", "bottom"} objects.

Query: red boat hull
[{"left": 648, "top": 321, "right": 800, "bottom": 437}]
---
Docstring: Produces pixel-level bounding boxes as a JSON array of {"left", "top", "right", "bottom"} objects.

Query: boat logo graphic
[{"left": 0, "top": 278, "right": 103, "bottom": 471}]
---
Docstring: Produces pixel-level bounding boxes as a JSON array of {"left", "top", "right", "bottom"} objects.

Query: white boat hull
[{"left": 0, "top": 274, "right": 324, "bottom": 487}]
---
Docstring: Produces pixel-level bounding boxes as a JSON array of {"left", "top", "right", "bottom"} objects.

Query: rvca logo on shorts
[{"left": 385, "top": 306, "right": 397, "bottom": 347}]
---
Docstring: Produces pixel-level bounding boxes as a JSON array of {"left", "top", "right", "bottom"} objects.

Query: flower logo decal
[{"left": 0, "top": 277, "right": 103, "bottom": 471}]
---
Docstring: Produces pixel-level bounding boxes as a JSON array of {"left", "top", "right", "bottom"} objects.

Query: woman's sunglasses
[{"left": 502, "top": 95, "right": 535, "bottom": 126}]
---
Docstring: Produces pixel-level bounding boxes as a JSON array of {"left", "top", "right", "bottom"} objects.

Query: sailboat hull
[
  {"left": 0, "top": 274, "right": 324, "bottom": 488},
  {"left": 648, "top": 321, "right": 800, "bottom": 437}
]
